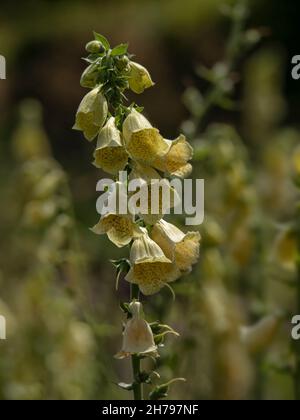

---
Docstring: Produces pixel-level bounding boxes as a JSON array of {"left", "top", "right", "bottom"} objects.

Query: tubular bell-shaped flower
[
  {"left": 127, "top": 61, "right": 155, "bottom": 94},
  {"left": 153, "top": 134, "right": 194, "bottom": 178},
  {"left": 93, "top": 117, "right": 129, "bottom": 174},
  {"left": 91, "top": 213, "right": 141, "bottom": 248},
  {"left": 115, "top": 301, "right": 157, "bottom": 359},
  {"left": 151, "top": 219, "right": 200, "bottom": 273},
  {"left": 129, "top": 162, "right": 180, "bottom": 225},
  {"left": 126, "top": 229, "right": 180, "bottom": 295},
  {"left": 73, "top": 87, "right": 108, "bottom": 141},
  {"left": 123, "top": 109, "right": 169, "bottom": 166},
  {"left": 91, "top": 183, "right": 142, "bottom": 248}
]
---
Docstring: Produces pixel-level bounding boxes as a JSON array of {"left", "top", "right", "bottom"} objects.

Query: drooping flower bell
[
  {"left": 151, "top": 219, "right": 200, "bottom": 273},
  {"left": 123, "top": 109, "right": 169, "bottom": 166},
  {"left": 93, "top": 117, "right": 129, "bottom": 175},
  {"left": 153, "top": 134, "right": 194, "bottom": 178},
  {"left": 73, "top": 87, "right": 108, "bottom": 141},
  {"left": 126, "top": 229, "right": 180, "bottom": 295},
  {"left": 115, "top": 301, "right": 157, "bottom": 359},
  {"left": 91, "top": 182, "right": 142, "bottom": 248},
  {"left": 129, "top": 162, "right": 180, "bottom": 225},
  {"left": 127, "top": 61, "right": 155, "bottom": 94}
]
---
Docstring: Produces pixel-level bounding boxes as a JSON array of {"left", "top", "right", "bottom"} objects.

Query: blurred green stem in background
[{"left": 183, "top": 0, "right": 256, "bottom": 135}]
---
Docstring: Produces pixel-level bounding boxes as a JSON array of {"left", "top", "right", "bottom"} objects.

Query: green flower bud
[
  {"left": 80, "top": 63, "right": 99, "bottom": 89},
  {"left": 116, "top": 56, "right": 130, "bottom": 71},
  {"left": 85, "top": 40, "right": 104, "bottom": 54},
  {"left": 127, "top": 61, "right": 155, "bottom": 94}
]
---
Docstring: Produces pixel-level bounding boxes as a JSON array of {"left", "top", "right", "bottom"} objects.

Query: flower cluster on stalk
[{"left": 74, "top": 33, "right": 200, "bottom": 398}]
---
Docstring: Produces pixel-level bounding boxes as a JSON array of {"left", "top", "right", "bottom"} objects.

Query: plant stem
[
  {"left": 130, "top": 283, "right": 143, "bottom": 400},
  {"left": 132, "top": 355, "right": 142, "bottom": 400}
]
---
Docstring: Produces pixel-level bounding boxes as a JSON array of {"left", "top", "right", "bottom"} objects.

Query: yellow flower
[
  {"left": 73, "top": 87, "right": 108, "bottom": 141},
  {"left": 151, "top": 220, "right": 200, "bottom": 273},
  {"left": 127, "top": 61, "right": 155, "bottom": 94},
  {"left": 93, "top": 117, "right": 129, "bottom": 175},
  {"left": 91, "top": 213, "right": 141, "bottom": 248},
  {"left": 123, "top": 109, "right": 169, "bottom": 165},
  {"left": 115, "top": 301, "right": 157, "bottom": 359},
  {"left": 126, "top": 229, "right": 180, "bottom": 295},
  {"left": 153, "top": 134, "right": 193, "bottom": 178},
  {"left": 92, "top": 184, "right": 142, "bottom": 247},
  {"left": 129, "top": 163, "right": 180, "bottom": 225}
]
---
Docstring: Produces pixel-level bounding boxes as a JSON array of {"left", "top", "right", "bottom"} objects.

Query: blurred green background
[{"left": 0, "top": 0, "right": 300, "bottom": 400}]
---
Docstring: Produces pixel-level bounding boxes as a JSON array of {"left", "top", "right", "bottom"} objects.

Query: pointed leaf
[
  {"left": 93, "top": 32, "right": 110, "bottom": 50},
  {"left": 111, "top": 43, "right": 128, "bottom": 57}
]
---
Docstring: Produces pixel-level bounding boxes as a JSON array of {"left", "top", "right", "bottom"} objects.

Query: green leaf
[
  {"left": 111, "top": 43, "right": 128, "bottom": 57},
  {"left": 149, "top": 385, "right": 169, "bottom": 400},
  {"left": 93, "top": 32, "right": 110, "bottom": 50},
  {"left": 149, "top": 378, "right": 186, "bottom": 400},
  {"left": 133, "top": 104, "right": 144, "bottom": 113},
  {"left": 149, "top": 321, "right": 162, "bottom": 335},
  {"left": 119, "top": 302, "right": 131, "bottom": 316}
]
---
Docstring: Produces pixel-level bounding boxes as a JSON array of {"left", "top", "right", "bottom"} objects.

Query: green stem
[
  {"left": 130, "top": 283, "right": 143, "bottom": 400},
  {"left": 132, "top": 355, "right": 142, "bottom": 401}
]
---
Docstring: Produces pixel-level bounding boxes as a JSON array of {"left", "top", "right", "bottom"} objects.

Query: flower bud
[
  {"left": 80, "top": 63, "right": 99, "bottom": 89},
  {"left": 85, "top": 40, "right": 104, "bottom": 54},
  {"left": 116, "top": 56, "right": 130, "bottom": 71},
  {"left": 127, "top": 61, "right": 154, "bottom": 94},
  {"left": 73, "top": 87, "right": 108, "bottom": 141}
]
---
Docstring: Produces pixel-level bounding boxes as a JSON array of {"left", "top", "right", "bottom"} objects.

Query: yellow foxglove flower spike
[
  {"left": 123, "top": 109, "right": 170, "bottom": 166},
  {"left": 115, "top": 301, "right": 157, "bottom": 359},
  {"left": 73, "top": 87, "right": 108, "bottom": 141},
  {"left": 126, "top": 229, "right": 181, "bottom": 295},
  {"left": 151, "top": 219, "right": 200, "bottom": 273},
  {"left": 93, "top": 117, "right": 129, "bottom": 175},
  {"left": 127, "top": 61, "right": 155, "bottom": 94},
  {"left": 153, "top": 134, "right": 194, "bottom": 178}
]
